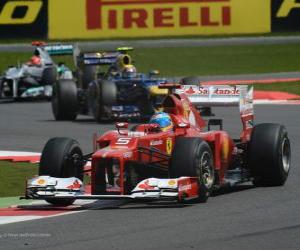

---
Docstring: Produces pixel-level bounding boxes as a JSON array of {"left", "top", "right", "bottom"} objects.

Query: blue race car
[{"left": 52, "top": 47, "right": 168, "bottom": 122}]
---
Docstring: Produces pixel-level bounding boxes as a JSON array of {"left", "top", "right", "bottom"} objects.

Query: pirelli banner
[
  {"left": 48, "top": 0, "right": 271, "bottom": 39},
  {"left": 272, "top": 0, "right": 300, "bottom": 32},
  {"left": 0, "top": 0, "right": 48, "bottom": 38},
  {"left": 1, "top": 0, "right": 299, "bottom": 40}
]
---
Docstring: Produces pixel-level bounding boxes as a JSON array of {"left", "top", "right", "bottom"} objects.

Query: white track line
[{"left": 0, "top": 151, "right": 40, "bottom": 157}]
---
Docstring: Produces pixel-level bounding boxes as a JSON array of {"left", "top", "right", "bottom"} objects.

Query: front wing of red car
[{"left": 23, "top": 176, "right": 200, "bottom": 203}]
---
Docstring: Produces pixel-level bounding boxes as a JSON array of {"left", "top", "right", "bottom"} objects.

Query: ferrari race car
[
  {"left": 0, "top": 42, "right": 73, "bottom": 100},
  {"left": 52, "top": 47, "right": 168, "bottom": 122},
  {"left": 23, "top": 84, "right": 291, "bottom": 205}
]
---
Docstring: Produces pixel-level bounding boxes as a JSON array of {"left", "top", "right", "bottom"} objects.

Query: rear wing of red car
[{"left": 175, "top": 85, "right": 254, "bottom": 141}]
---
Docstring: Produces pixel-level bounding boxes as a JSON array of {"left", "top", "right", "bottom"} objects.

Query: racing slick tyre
[
  {"left": 0, "top": 78, "right": 4, "bottom": 98},
  {"left": 180, "top": 76, "right": 201, "bottom": 86},
  {"left": 82, "top": 65, "right": 97, "bottom": 89},
  {"left": 52, "top": 79, "right": 78, "bottom": 121},
  {"left": 88, "top": 80, "right": 117, "bottom": 122},
  {"left": 41, "top": 67, "right": 57, "bottom": 86},
  {"left": 170, "top": 137, "right": 215, "bottom": 203},
  {"left": 248, "top": 123, "right": 291, "bottom": 186},
  {"left": 39, "top": 137, "right": 84, "bottom": 206}
]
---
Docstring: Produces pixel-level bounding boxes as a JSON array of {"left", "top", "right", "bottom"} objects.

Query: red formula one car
[{"left": 24, "top": 84, "right": 291, "bottom": 206}]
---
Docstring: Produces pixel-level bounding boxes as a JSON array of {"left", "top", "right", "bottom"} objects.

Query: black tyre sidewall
[
  {"left": 248, "top": 123, "right": 291, "bottom": 186},
  {"left": 39, "top": 137, "right": 84, "bottom": 206},
  {"left": 170, "top": 137, "right": 214, "bottom": 202},
  {"left": 41, "top": 67, "right": 57, "bottom": 86},
  {"left": 82, "top": 65, "right": 97, "bottom": 89},
  {"left": 0, "top": 78, "right": 4, "bottom": 98},
  {"left": 89, "top": 80, "right": 117, "bottom": 122},
  {"left": 52, "top": 79, "right": 78, "bottom": 120}
]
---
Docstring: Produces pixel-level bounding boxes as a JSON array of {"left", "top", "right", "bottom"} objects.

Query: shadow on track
[{"left": 212, "top": 184, "right": 254, "bottom": 197}]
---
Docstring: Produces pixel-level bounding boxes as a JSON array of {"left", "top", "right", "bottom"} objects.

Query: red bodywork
[{"left": 90, "top": 92, "right": 253, "bottom": 195}]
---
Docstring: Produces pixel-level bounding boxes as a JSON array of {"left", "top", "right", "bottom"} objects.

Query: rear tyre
[
  {"left": 41, "top": 67, "right": 57, "bottom": 86},
  {"left": 170, "top": 137, "right": 214, "bottom": 202},
  {"left": 82, "top": 65, "right": 97, "bottom": 89},
  {"left": 39, "top": 137, "right": 84, "bottom": 206},
  {"left": 0, "top": 78, "right": 4, "bottom": 98},
  {"left": 248, "top": 123, "right": 291, "bottom": 186},
  {"left": 52, "top": 79, "right": 78, "bottom": 121},
  {"left": 88, "top": 80, "right": 117, "bottom": 122}
]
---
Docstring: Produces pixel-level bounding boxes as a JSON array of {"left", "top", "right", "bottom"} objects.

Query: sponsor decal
[
  {"left": 246, "top": 120, "right": 254, "bottom": 129},
  {"left": 37, "top": 179, "right": 45, "bottom": 185},
  {"left": 183, "top": 86, "right": 240, "bottom": 96},
  {"left": 221, "top": 136, "right": 229, "bottom": 161},
  {"left": 166, "top": 137, "right": 172, "bottom": 155},
  {"left": 0, "top": 0, "right": 48, "bottom": 38},
  {"left": 123, "top": 151, "right": 133, "bottom": 158},
  {"left": 138, "top": 180, "right": 155, "bottom": 190},
  {"left": 276, "top": 0, "right": 300, "bottom": 18},
  {"left": 168, "top": 179, "right": 177, "bottom": 186},
  {"left": 272, "top": 0, "right": 300, "bottom": 31},
  {"left": 182, "top": 101, "right": 190, "bottom": 119},
  {"left": 150, "top": 140, "right": 163, "bottom": 146},
  {"left": 178, "top": 183, "right": 192, "bottom": 192},
  {"left": 66, "top": 180, "right": 82, "bottom": 189},
  {"left": 0, "top": 0, "right": 42, "bottom": 25},
  {"left": 49, "top": 0, "right": 270, "bottom": 39}
]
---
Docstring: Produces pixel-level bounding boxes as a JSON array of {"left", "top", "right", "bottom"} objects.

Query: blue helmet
[
  {"left": 149, "top": 112, "right": 173, "bottom": 132},
  {"left": 122, "top": 64, "right": 137, "bottom": 78}
]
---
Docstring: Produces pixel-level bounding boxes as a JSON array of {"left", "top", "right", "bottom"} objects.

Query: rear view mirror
[
  {"left": 176, "top": 123, "right": 190, "bottom": 129},
  {"left": 149, "top": 70, "right": 160, "bottom": 77},
  {"left": 116, "top": 122, "right": 129, "bottom": 130},
  {"left": 145, "top": 123, "right": 161, "bottom": 133}
]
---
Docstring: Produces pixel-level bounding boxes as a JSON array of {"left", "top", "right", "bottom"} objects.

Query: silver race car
[{"left": 0, "top": 42, "right": 73, "bottom": 101}]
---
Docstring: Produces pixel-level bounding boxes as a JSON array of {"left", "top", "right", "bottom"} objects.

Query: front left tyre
[{"left": 39, "top": 137, "right": 84, "bottom": 206}]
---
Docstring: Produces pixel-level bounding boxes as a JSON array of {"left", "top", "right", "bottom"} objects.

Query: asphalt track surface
[
  {"left": 0, "top": 101, "right": 299, "bottom": 250},
  {"left": 1, "top": 35, "right": 300, "bottom": 52}
]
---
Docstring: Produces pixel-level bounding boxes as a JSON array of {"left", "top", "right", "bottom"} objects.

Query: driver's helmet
[
  {"left": 29, "top": 55, "right": 41, "bottom": 65},
  {"left": 149, "top": 112, "right": 173, "bottom": 132},
  {"left": 122, "top": 64, "right": 137, "bottom": 78}
]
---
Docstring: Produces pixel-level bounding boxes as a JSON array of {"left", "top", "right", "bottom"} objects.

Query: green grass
[
  {"left": 132, "top": 44, "right": 300, "bottom": 76},
  {"left": 2, "top": 43, "right": 300, "bottom": 76},
  {"left": 253, "top": 81, "right": 300, "bottom": 96},
  {"left": 0, "top": 161, "right": 37, "bottom": 198},
  {"left": 0, "top": 161, "right": 91, "bottom": 198}
]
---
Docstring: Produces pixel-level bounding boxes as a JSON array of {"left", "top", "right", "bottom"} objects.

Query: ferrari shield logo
[
  {"left": 222, "top": 137, "right": 229, "bottom": 161},
  {"left": 166, "top": 138, "right": 173, "bottom": 155}
]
